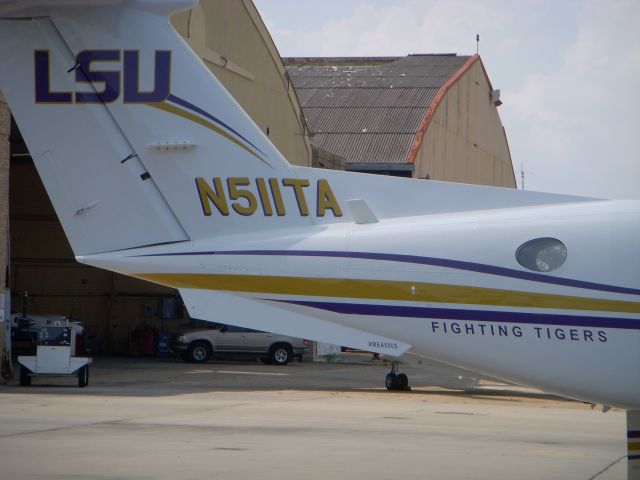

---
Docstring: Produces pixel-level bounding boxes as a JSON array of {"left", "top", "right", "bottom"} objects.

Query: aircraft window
[{"left": 516, "top": 237, "right": 567, "bottom": 272}]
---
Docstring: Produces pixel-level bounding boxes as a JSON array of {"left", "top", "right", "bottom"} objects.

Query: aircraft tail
[
  {"left": 0, "top": 1, "right": 595, "bottom": 257},
  {"left": 0, "top": 0, "right": 302, "bottom": 255}
]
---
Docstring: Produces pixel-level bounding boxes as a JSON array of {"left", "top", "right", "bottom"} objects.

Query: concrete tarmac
[{"left": 0, "top": 358, "right": 627, "bottom": 480}]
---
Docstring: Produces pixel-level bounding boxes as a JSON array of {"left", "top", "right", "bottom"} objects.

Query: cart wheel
[
  {"left": 19, "top": 366, "right": 32, "bottom": 387},
  {"left": 78, "top": 365, "right": 89, "bottom": 388}
]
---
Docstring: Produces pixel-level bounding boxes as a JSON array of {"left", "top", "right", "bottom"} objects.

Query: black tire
[
  {"left": 19, "top": 366, "right": 31, "bottom": 387},
  {"left": 78, "top": 365, "right": 89, "bottom": 388},
  {"left": 185, "top": 341, "right": 212, "bottom": 363},
  {"left": 269, "top": 344, "right": 292, "bottom": 366},
  {"left": 397, "top": 373, "right": 409, "bottom": 390},
  {"left": 385, "top": 373, "right": 400, "bottom": 390}
]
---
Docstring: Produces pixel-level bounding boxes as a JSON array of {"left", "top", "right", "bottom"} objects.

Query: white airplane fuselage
[{"left": 81, "top": 197, "right": 640, "bottom": 410}]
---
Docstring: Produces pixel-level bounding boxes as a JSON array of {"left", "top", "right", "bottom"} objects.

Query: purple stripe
[
  {"left": 629, "top": 431, "right": 640, "bottom": 438},
  {"left": 273, "top": 299, "right": 640, "bottom": 330},
  {"left": 134, "top": 249, "right": 640, "bottom": 296},
  {"left": 167, "top": 94, "right": 265, "bottom": 155},
  {"left": 629, "top": 455, "right": 640, "bottom": 461}
]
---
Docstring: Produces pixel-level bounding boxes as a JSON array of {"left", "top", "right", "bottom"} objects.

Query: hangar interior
[{"left": 0, "top": 0, "right": 516, "bottom": 358}]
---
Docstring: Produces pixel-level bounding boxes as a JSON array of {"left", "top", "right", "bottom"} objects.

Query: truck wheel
[
  {"left": 269, "top": 344, "right": 292, "bottom": 366},
  {"left": 19, "top": 366, "right": 31, "bottom": 386},
  {"left": 78, "top": 365, "right": 89, "bottom": 388},
  {"left": 186, "top": 341, "right": 211, "bottom": 363}
]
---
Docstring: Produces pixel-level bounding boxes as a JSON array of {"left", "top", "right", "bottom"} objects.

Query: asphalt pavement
[{"left": 0, "top": 357, "right": 626, "bottom": 480}]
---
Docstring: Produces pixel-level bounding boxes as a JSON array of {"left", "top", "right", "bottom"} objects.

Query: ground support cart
[{"left": 18, "top": 324, "right": 92, "bottom": 387}]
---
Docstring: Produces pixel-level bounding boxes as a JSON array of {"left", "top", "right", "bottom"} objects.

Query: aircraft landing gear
[
  {"left": 385, "top": 362, "right": 410, "bottom": 391},
  {"left": 628, "top": 410, "right": 640, "bottom": 480}
]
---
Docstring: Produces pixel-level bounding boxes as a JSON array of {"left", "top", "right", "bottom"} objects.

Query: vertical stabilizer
[{"left": 0, "top": 1, "right": 305, "bottom": 255}]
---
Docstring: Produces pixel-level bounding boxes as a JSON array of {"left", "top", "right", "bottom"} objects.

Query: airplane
[{"left": 0, "top": 0, "right": 637, "bottom": 477}]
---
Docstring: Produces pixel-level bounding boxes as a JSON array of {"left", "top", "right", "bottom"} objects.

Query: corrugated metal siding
[
  {"left": 304, "top": 108, "right": 425, "bottom": 133},
  {"left": 392, "top": 55, "right": 468, "bottom": 67},
  {"left": 287, "top": 55, "right": 470, "bottom": 166},
  {"left": 312, "top": 133, "right": 415, "bottom": 165},
  {"left": 297, "top": 88, "right": 438, "bottom": 108},
  {"left": 291, "top": 75, "right": 450, "bottom": 89}
]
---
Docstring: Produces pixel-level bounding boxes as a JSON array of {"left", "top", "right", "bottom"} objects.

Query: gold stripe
[
  {"left": 145, "top": 101, "right": 272, "bottom": 168},
  {"left": 629, "top": 442, "right": 640, "bottom": 451},
  {"left": 135, "top": 273, "right": 640, "bottom": 314}
]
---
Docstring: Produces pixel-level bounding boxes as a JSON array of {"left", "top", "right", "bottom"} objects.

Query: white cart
[{"left": 18, "top": 324, "right": 92, "bottom": 387}]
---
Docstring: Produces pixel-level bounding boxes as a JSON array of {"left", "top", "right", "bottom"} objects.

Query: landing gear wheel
[
  {"left": 385, "top": 362, "right": 410, "bottom": 391},
  {"left": 78, "top": 365, "right": 89, "bottom": 388},
  {"left": 397, "top": 373, "right": 409, "bottom": 390},
  {"left": 385, "top": 373, "right": 400, "bottom": 390},
  {"left": 19, "top": 366, "right": 31, "bottom": 386}
]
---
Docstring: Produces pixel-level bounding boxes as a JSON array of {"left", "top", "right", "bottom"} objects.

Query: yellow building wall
[
  {"left": 0, "top": 91, "right": 8, "bottom": 290},
  {"left": 415, "top": 61, "right": 516, "bottom": 188},
  {"left": 0, "top": 92, "right": 7, "bottom": 356},
  {"left": 171, "top": 0, "right": 311, "bottom": 167}
]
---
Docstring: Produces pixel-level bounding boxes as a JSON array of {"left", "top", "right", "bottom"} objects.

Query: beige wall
[
  {"left": 0, "top": 92, "right": 8, "bottom": 360},
  {"left": 172, "top": 0, "right": 312, "bottom": 167},
  {"left": 415, "top": 61, "right": 516, "bottom": 188},
  {"left": 0, "top": 91, "right": 8, "bottom": 290}
]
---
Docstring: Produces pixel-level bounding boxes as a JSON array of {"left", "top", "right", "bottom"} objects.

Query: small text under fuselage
[{"left": 368, "top": 341, "right": 399, "bottom": 350}]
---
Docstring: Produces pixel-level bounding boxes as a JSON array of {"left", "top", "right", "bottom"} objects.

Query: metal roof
[
  {"left": 286, "top": 54, "right": 471, "bottom": 168},
  {"left": 304, "top": 108, "right": 426, "bottom": 134},
  {"left": 312, "top": 133, "right": 415, "bottom": 165}
]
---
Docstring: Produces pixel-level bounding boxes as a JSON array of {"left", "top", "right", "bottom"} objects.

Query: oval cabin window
[{"left": 516, "top": 238, "right": 567, "bottom": 272}]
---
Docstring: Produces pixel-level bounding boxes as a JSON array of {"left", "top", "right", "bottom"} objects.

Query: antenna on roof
[
  {"left": 476, "top": 34, "right": 480, "bottom": 55},
  {"left": 519, "top": 163, "right": 534, "bottom": 190}
]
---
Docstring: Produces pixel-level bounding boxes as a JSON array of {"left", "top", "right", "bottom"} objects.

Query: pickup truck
[{"left": 171, "top": 325, "right": 309, "bottom": 365}]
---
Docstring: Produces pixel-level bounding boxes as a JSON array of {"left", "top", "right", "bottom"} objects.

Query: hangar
[
  {"left": 285, "top": 55, "right": 515, "bottom": 186},
  {"left": 0, "top": 0, "right": 516, "bottom": 358}
]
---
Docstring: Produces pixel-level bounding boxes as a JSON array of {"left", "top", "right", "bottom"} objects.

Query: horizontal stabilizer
[{"left": 179, "top": 288, "right": 411, "bottom": 357}]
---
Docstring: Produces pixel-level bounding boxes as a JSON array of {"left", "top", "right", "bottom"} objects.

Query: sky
[{"left": 254, "top": 0, "right": 639, "bottom": 199}]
